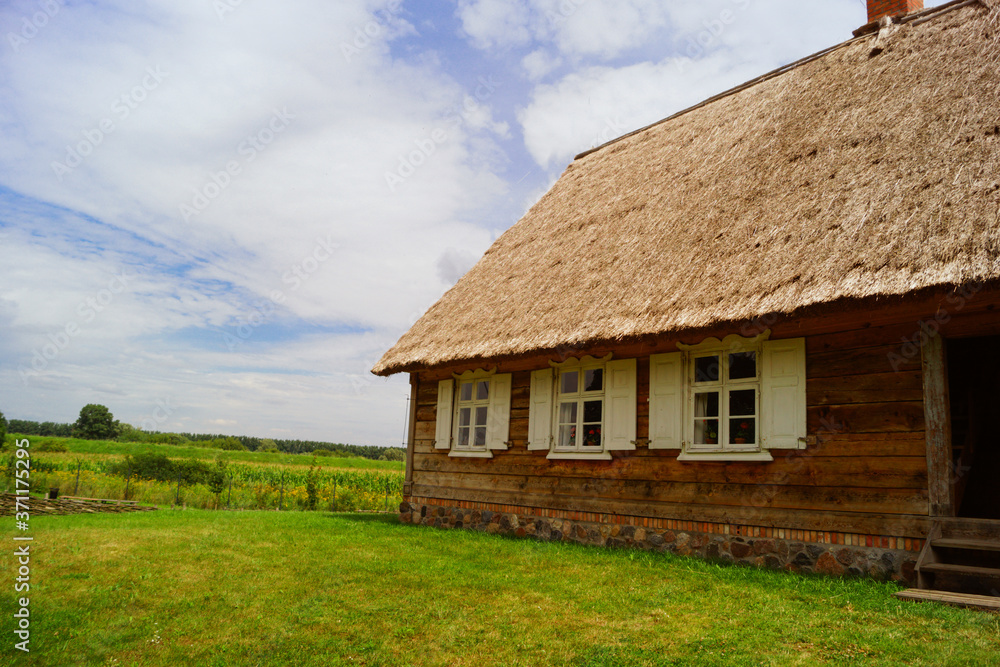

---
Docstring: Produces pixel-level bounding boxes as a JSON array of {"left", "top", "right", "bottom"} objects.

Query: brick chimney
[{"left": 867, "top": 0, "right": 924, "bottom": 24}]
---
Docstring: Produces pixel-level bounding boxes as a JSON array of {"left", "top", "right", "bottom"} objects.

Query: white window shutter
[
  {"left": 604, "top": 358, "right": 637, "bottom": 451},
  {"left": 762, "top": 338, "right": 807, "bottom": 449},
  {"left": 486, "top": 373, "right": 512, "bottom": 450},
  {"left": 527, "top": 369, "right": 553, "bottom": 451},
  {"left": 434, "top": 379, "right": 454, "bottom": 450},
  {"left": 649, "top": 352, "right": 684, "bottom": 449}
]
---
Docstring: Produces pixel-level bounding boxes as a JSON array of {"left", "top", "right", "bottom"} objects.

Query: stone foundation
[{"left": 400, "top": 500, "right": 919, "bottom": 584}]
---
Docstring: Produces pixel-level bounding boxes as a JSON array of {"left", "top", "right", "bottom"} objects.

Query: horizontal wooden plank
[
  {"left": 808, "top": 344, "right": 921, "bottom": 379},
  {"left": 411, "top": 470, "right": 928, "bottom": 515},
  {"left": 808, "top": 402, "right": 924, "bottom": 434},
  {"left": 410, "top": 484, "right": 933, "bottom": 537},
  {"left": 894, "top": 589, "right": 1000, "bottom": 611},
  {"left": 413, "top": 453, "right": 927, "bottom": 489},
  {"left": 808, "top": 371, "right": 923, "bottom": 406}
]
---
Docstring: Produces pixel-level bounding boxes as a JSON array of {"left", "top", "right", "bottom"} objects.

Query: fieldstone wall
[{"left": 400, "top": 501, "right": 918, "bottom": 584}]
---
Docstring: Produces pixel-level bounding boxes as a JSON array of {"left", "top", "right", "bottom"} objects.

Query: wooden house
[{"left": 374, "top": 0, "right": 1000, "bottom": 608}]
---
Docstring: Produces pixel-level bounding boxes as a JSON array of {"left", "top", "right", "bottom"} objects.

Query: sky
[{"left": 0, "top": 0, "right": 947, "bottom": 446}]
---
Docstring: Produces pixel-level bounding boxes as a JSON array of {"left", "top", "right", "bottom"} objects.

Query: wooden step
[
  {"left": 895, "top": 589, "right": 1000, "bottom": 611},
  {"left": 919, "top": 562, "right": 1000, "bottom": 579},
  {"left": 932, "top": 538, "right": 1000, "bottom": 552}
]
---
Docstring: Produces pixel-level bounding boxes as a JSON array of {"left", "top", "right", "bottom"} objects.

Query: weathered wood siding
[{"left": 409, "top": 295, "right": 1000, "bottom": 539}]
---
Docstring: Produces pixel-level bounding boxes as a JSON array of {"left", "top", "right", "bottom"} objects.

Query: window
[
  {"left": 555, "top": 366, "right": 605, "bottom": 452},
  {"left": 527, "top": 357, "right": 637, "bottom": 459},
  {"left": 649, "top": 335, "right": 807, "bottom": 461},
  {"left": 690, "top": 350, "right": 759, "bottom": 452},
  {"left": 435, "top": 373, "right": 511, "bottom": 458},
  {"left": 455, "top": 379, "right": 490, "bottom": 451}
]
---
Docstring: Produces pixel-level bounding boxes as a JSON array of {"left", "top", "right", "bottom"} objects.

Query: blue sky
[{"left": 0, "top": 0, "right": 946, "bottom": 445}]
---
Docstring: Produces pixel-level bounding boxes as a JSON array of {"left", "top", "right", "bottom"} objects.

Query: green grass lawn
[{"left": 1, "top": 511, "right": 998, "bottom": 666}]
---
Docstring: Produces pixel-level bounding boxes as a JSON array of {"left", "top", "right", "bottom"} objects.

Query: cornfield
[{"left": 6, "top": 458, "right": 404, "bottom": 512}]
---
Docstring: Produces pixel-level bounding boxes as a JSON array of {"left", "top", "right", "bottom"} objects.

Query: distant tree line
[{"left": 5, "top": 417, "right": 404, "bottom": 461}]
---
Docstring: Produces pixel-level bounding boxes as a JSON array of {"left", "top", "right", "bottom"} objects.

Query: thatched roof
[{"left": 374, "top": 0, "right": 1000, "bottom": 376}]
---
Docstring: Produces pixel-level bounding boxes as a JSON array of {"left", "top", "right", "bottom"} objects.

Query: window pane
[
  {"left": 476, "top": 380, "right": 490, "bottom": 401},
  {"left": 583, "top": 425, "right": 601, "bottom": 448},
  {"left": 459, "top": 407, "right": 471, "bottom": 427},
  {"left": 729, "top": 352, "right": 757, "bottom": 380},
  {"left": 694, "top": 355, "right": 720, "bottom": 383},
  {"left": 458, "top": 427, "right": 470, "bottom": 448},
  {"left": 559, "top": 424, "right": 576, "bottom": 448},
  {"left": 583, "top": 400, "right": 602, "bottom": 423},
  {"left": 584, "top": 368, "right": 603, "bottom": 392},
  {"left": 694, "top": 419, "right": 719, "bottom": 445},
  {"left": 459, "top": 382, "right": 473, "bottom": 401},
  {"left": 474, "top": 427, "right": 486, "bottom": 448},
  {"left": 730, "top": 418, "right": 755, "bottom": 444},
  {"left": 729, "top": 389, "right": 756, "bottom": 417},
  {"left": 561, "top": 370, "right": 578, "bottom": 394},
  {"left": 475, "top": 406, "right": 488, "bottom": 427},
  {"left": 694, "top": 392, "right": 719, "bottom": 418},
  {"left": 559, "top": 402, "right": 577, "bottom": 424}
]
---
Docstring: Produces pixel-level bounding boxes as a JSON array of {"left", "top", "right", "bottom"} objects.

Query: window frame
[
  {"left": 452, "top": 377, "right": 492, "bottom": 454},
  {"left": 687, "top": 349, "right": 760, "bottom": 454},
  {"left": 553, "top": 363, "right": 607, "bottom": 455}
]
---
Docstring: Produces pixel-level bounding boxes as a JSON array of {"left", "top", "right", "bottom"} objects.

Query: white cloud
[{"left": 521, "top": 48, "right": 562, "bottom": 81}]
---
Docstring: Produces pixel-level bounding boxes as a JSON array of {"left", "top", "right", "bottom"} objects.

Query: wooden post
[
  {"left": 279, "top": 473, "right": 284, "bottom": 511},
  {"left": 332, "top": 480, "right": 337, "bottom": 512},
  {"left": 404, "top": 374, "right": 419, "bottom": 497},
  {"left": 124, "top": 465, "right": 131, "bottom": 501},
  {"left": 226, "top": 477, "right": 232, "bottom": 509},
  {"left": 921, "top": 332, "right": 953, "bottom": 517},
  {"left": 175, "top": 470, "right": 182, "bottom": 506},
  {"left": 74, "top": 460, "right": 82, "bottom": 495}
]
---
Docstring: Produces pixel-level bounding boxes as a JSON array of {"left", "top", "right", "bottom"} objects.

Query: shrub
[
  {"left": 214, "top": 437, "right": 246, "bottom": 451},
  {"left": 259, "top": 439, "right": 279, "bottom": 453},
  {"left": 0, "top": 410, "right": 6, "bottom": 449},
  {"left": 313, "top": 448, "right": 333, "bottom": 457},
  {"left": 380, "top": 448, "right": 406, "bottom": 462},
  {"left": 73, "top": 404, "right": 120, "bottom": 440},
  {"left": 149, "top": 432, "right": 189, "bottom": 446},
  {"left": 35, "top": 440, "right": 68, "bottom": 453}
]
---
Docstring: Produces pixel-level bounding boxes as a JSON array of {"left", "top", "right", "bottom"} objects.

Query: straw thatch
[{"left": 374, "top": 1, "right": 1000, "bottom": 376}]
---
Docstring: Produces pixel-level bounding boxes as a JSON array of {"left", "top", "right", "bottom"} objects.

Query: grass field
[
  {"left": 4, "top": 435, "right": 404, "bottom": 512},
  {"left": 1, "top": 511, "right": 998, "bottom": 666}
]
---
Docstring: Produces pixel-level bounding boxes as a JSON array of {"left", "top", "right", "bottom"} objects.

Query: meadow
[
  {"left": 1, "top": 510, "right": 998, "bottom": 666},
  {"left": 3, "top": 435, "right": 404, "bottom": 512}
]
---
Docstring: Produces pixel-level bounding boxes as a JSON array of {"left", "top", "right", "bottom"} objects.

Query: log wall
[{"left": 406, "top": 290, "right": 1000, "bottom": 552}]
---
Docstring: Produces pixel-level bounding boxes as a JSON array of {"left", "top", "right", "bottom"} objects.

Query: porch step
[
  {"left": 920, "top": 562, "right": 1000, "bottom": 579},
  {"left": 895, "top": 589, "right": 1000, "bottom": 611},
  {"left": 932, "top": 538, "right": 1000, "bottom": 552}
]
